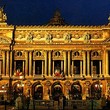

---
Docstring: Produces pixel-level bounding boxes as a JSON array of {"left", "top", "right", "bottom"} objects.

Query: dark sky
[{"left": 1, "top": 0, "right": 110, "bottom": 25}]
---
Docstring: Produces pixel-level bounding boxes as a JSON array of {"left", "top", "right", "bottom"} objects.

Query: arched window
[
  {"left": 17, "top": 51, "right": 22, "bottom": 56},
  {"left": 36, "top": 51, "right": 41, "bottom": 56},
  {"left": 55, "top": 51, "right": 60, "bottom": 57},
  {"left": 93, "top": 51, "right": 98, "bottom": 57},
  {"left": 74, "top": 51, "right": 79, "bottom": 56}
]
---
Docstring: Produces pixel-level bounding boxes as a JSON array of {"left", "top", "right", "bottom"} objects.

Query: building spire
[{"left": 47, "top": 10, "right": 66, "bottom": 26}]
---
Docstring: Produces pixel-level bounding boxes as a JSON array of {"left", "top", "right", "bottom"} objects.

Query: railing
[{"left": 32, "top": 99, "right": 102, "bottom": 110}]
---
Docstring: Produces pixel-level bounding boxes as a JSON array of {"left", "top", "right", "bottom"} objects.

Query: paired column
[
  {"left": 25, "top": 51, "right": 29, "bottom": 76},
  {"left": 91, "top": 61, "right": 93, "bottom": 77},
  {"left": 52, "top": 61, "right": 54, "bottom": 76},
  {"left": 102, "top": 50, "right": 106, "bottom": 77},
  {"left": 10, "top": 51, "right": 13, "bottom": 77},
  {"left": 3, "top": 51, "right": 6, "bottom": 76},
  {"left": 83, "top": 51, "right": 86, "bottom": 76},
  {"left": 48, "top": 51, "right": 52, "bottom": 76},
  {"left": 6, "top": 51, "right": 10, "bottom": 76},
  {"left": 72, "top": 61, "right": 74, "bottom": 77},
  {"left": 105, "top": 50, "right": 109, "bottom": 76},
  {"left": 99, "top": 61, "right": 102, "bottom": 76},
  {"left": 33, "top": 61, "right": 35, "bottom": 76},
  {"left": 68, "top": 51, "right": 71, "bottom": 77},
  {"left": 87, "top": 51, "right": 90, "bottom": 76},
  {"left": 42, "top": 61, "right": 44, "bottom": 76},
  {"left": 0, "top": 60, "right": 1, "bottom": 76},
  {"left": 45, "top": 51, "right": 48, "bottom": 76},
  {"left": 29, "top": 51, "right": 33, "bottom": 76},
  {"left": 80, "top": 61, "right": 83, "bottom": 77},
  {"left": 64, "top": 51, "right": 67, "bottom": 76}
]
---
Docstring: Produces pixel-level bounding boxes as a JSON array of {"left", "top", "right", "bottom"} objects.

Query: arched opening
[
  {"left": 13, "top": 82, "right": 24, "bottom": 100},
  {"left": 32, "top": 82, "right": 43, "bottom": 100},
  {"left": 91, "top": 81, "right": 102, "bottom": 100},
  {"left": 51, "top": 82, "right": 63, "bottom": 101},
  {"left": 71, "top": 82, "right": 82, "bottom": 100}
]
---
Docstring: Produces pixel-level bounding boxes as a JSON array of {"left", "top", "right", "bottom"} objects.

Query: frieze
[{"left": 0, "top": 37, "right": 10, "bottom": 43}]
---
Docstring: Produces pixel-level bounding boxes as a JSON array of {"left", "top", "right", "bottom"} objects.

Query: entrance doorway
[
  {"left": 32, "top": 82, "right": 43, "bottom": 100},
  {"left": 91, "top": 81, "right": 102, "bottom": 100},
  {"left": 71, "top": 82, "right": 82, "bottom": 100},
  {"left": 51, "top": 82, "right": 63, "bottom": 101}
]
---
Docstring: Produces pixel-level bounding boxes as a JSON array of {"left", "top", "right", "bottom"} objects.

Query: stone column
[
  {"left": 83, "top": 51, "right": 86, "bottom": 76},
  {"left": 99, "top": 61, "right": 102, "bottom": 76},
  {"left": 106, "top": 50, "right": 109, "bottom": 76},
  {"left": 61, "top": 61, "right": 63, "bottom": 71},
  {"left": 6, "top": 51, "right": 10, "bottom": 76},
  {"left": 52, "top": 61, "right": 54, "bottom": 76},
  {"left": 42, "top": 61, "right": 44, "bottom": 76},
  {"left": 29, "top": 51, "right": 33, "bottom": 76},
  {"left": 80, "top": 61, "right": 83, "bottom": 77},
  {"left": 68, "top": 51, "right": 71, "bottom": 77},
  {"left": 64, "top": 51, "right": 67, "bottom": 76},
  {"left": 91, "top": 61, "right": 93, "bottom": 77},
  {"left": 10, "top": 51, "right": 13, "bottom": 77},
  {"left": 3, "top": 51, "right": 6, "bottom": 76},
  {"left": 48, "top": 51, "right": 52, "bottom": 76},
  {"left": 14, "top": 61, "right": 16, "bottom": 72},
  {"left": 87, "top": 51, "right": 90, "bottom": 76},
  {"left": 45, "top": 51, "right": 48, "bottom": 76},
  {"left": 33, "top": 60, "right": 35, "bottom": 76},
  {"left": 23, "top": 61, "right": 25, "bottom": 75},
  {"left": 25, "top": 51, "right": 29, "bottom": 76},
  {"left": 72, "top": 61, "right": 74, "bottom": 77},
  {"left": 103, "top": 50, "right": 106, "bottom": 76},
  {"left": 0, "top": 60, "right": 1, "bottom": 76}
]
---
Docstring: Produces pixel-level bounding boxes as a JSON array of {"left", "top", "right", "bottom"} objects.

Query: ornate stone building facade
[{"left": 0, "top": 8, "right": 110, "bottom": 101}]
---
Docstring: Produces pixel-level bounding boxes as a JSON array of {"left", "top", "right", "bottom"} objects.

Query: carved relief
[
  {"left": 0, "top": 37, "right": 9, "bottom": 43},
  {"left": 83, "top": 32, "right": 91, "bottom": 43},
  {"left": 26, "top": 32, "right": 34, "bottom": 43},
  {"left": 64, "top": 33, "right": 72, "bottom": 43},
  {"left": 45, "top": 34, "right": 53, "bottom": 43},
  {"left": 74, "top": 34, "right": 80, "bottom": 39}
]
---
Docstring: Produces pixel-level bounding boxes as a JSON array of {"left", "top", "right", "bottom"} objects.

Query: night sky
[{"left": 0, "top": 0, "right": 110, "bottom": 26}]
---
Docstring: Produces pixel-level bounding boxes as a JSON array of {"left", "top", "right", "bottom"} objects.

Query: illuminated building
[{"left": 0, "top": 7, "right": 110, "bottom": 101}]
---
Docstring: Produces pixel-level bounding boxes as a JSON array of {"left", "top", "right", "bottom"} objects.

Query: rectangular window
[
  {"left": 74, "top": 60, "right": 80, "bottom": 75},
  {"left": 35, "top": 60, "right": 42, "bottom": 75},
  {"left": 93, "top": 60, "right": 99, "bottom": 74},
  {"left": 16, "top": 60, "right": 23, "bottom": 72}
]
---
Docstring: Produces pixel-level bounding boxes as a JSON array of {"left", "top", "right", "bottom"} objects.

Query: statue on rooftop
[{"left": 0, "top": 6, "right": 7, "bottom": 22}]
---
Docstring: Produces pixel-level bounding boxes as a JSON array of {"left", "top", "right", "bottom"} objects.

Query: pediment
[{"left": 0, "top": 36, "right": 11, "bottom": 44}]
